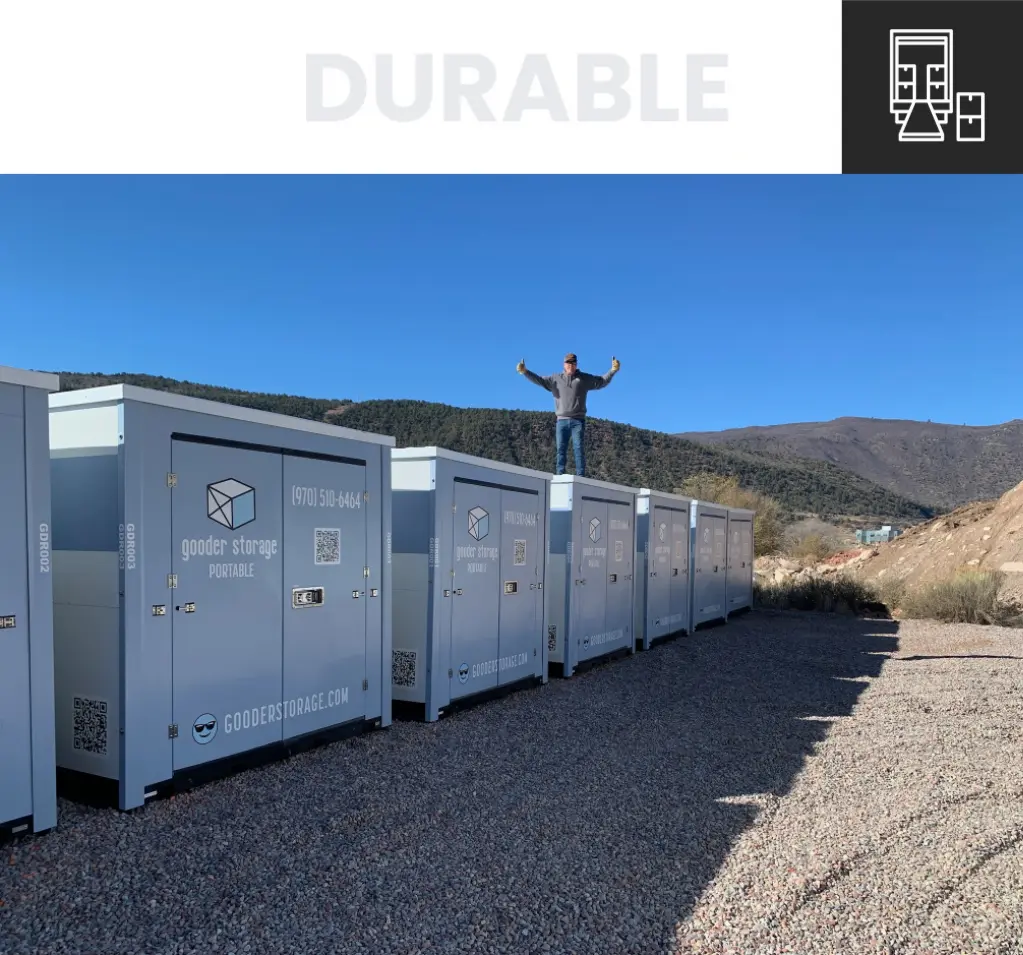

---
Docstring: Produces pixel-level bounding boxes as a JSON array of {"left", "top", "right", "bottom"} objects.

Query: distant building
[{"left": 856, "top": 525, "right": 901, "bottom": 545}]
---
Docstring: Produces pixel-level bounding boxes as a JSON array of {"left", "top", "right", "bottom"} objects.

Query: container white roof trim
[
  {"left": 0, "top": 365, "right": 60, "bottom": 392},
  {"left": 391, "top": 446, "right": 553, "bottom": 482},
  {"left": 48, "top": 384, "right": 395, "bottom": 447},
  {"left": 636, "top": 488, "right": 693, "bottom": 502},
  {"left": 551, "top": 473, "right": 638, "bottom": 495}
]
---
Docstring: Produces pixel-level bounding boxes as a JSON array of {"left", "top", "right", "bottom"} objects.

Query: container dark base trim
[
  {"left": 693, "top": 616, "right": 728, "bottom": 632},
  {"left": 0, "top": 814, "right": 50, "bottom": 845},
  {"left": 640, "top": 627, "right": 690, "bottom": 652},
  {"left": 393, "top": 675, "right": 544, "bottom": 722},
  {"left": 728, "top": 605, "right": 752, "bottom": 618},
  {"left": 549, "top": 644, "right": 632, "bottom": 679},
  {"left": 57, "top": 716, "right": 381, "bottom": 811}
]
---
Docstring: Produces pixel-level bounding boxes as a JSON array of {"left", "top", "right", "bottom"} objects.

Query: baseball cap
[{"left": 564, "top": 353, "right": 577, "bottom": 363}]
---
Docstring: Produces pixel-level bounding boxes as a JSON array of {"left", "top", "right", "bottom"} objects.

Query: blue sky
[{"left": 1, "top": 175, "right": 1019, "bottom": 434}]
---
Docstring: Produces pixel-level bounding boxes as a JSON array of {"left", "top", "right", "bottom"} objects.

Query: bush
[
  {"left": 786, "top": 532, "right": 839, "bottom": 562},
  {"left": 899, "top": 570, "right": 1023, "bottom": 625},
  {"left": 754, "top": 575, "right": 884, "bottom": 616},
  {"left": 675, "top": 472, "right": 784, "bottom": 557},
  {"left": 874, "top": 574, "right": 908, "bottom": 612}
]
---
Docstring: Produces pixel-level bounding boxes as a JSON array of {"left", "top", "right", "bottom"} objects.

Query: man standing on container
[{"left": 516, "top": 352, "right": 621, "bottom": 477}]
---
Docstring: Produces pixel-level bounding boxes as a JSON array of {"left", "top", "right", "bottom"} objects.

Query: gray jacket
[{"left": 522, "top": 366, "right": 617, "bottom": 419}]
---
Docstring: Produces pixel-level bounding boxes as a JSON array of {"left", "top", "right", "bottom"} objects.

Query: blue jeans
[{"left": 555, "top": 417, "right": 585, "bottom": 476}]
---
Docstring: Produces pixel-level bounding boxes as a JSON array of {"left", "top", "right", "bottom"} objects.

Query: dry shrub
[
  {"left": 899, "top": 570, "right": 1023, "bottom": 626},
  {"left": 786, "top": 532, "right": 840, "bottom": 562},
  {"left": 675, "top": 473, "right": 784, "bottom": 557},
  {"left": 754, "top": 575, "right": 884, "bottom": 616}
]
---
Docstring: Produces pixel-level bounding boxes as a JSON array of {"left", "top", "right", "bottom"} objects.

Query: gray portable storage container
[
  {"left": 48, "top": 385, "right": 394, "bottom": 811},
  {"left": 390, "top": 447, "right": 550, "bottom": 722},
  {"left": 0, "top": 366, "right": 59, "bottom": 840},
  {"left": 547, "top": 474, "right": 638, "bottom": 677},
  {"left": 691, "top": 499, "right": 729, "bottom": 628},
  {"left": 634, "top": 489, "right": 692, "bottom": 651},
  {"left": 726, "top": 506, "right": 755, "bottom": 614}
]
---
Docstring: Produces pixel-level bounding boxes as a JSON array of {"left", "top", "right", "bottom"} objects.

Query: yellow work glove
[
  {"left": 516, "top": 359, "right": 526, "bottom": 373},
  {"left": 611, "top": 356, "right": 620, "bottom": 372}
]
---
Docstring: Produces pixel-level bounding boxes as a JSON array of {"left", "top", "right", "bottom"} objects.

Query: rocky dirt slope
[{"left": 758, "top": 477, "right": 1023, "bottom": 603}]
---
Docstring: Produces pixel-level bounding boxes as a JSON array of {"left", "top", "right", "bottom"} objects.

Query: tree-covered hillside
[{"left": 53, "top": 372, "right": 933, "bottom": 523}]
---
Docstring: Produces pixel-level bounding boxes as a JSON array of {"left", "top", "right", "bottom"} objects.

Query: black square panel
[{"left": 843, "top": 1, "right": 1023, "bottom": 171}]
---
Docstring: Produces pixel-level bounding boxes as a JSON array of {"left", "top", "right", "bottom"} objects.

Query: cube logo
[
  {"left": 468, "top": 506, "right": 489, "bottom": 541},
  {"left": 589, "top": 517, "right": 601, "bottom": 542},
  {"left": 207, "top": 478, "right": 256, "bottom": 530}
]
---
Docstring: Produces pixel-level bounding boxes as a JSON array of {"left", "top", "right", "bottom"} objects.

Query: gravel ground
[
  {"left": 1, "top": 611, "right": 1020, "bottom": 955},
  {"left": 674, "top": 615, "right": 1023, "bottom": 955}
]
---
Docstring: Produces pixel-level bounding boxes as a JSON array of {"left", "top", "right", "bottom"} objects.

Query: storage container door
[
  {"left": 668, "top": 512, "right": 690, "bottom": 632},
  {"left": 695, "top": 513, "right": 726, "bottom": 617},
  {"left": 0, "top": 413, "right": 32, "bottom": 824},
  {"left": 713, "top": 516, "right": 729, "bottom": 610},
  {"left": 742, "top": 523, "right": 754, "bottom": 602},
  {"left": 604, "top": 500, "right": 633, "bottom": 648},
  {"left": 497, "top": 489, "right": 540, "bottom": 686},
  {"left": 727, "top": 523, "right": 741, "bottom": 607},
  {"left": 171, "top": 439, "right": 285, "bottom": 770},
  {"left": 450, "top": 481, "right": 502, "bottom": 698},
  {"left": 646, "top": 506, "right": 671, "bottom": 642},
  {"left": 576, "top": 498, "right": 608, "bottom": 660},
  {"left": 282, "top": 456, "right": 368, "bottom": 740}
]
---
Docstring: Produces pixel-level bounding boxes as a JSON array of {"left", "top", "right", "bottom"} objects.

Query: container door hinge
[
  {"left": 166, "top": 473, "right": 177, "bottom": 488},
  {"left": 362, "top": 678, "right": 369, "bottom": 691},
  {"left": 168, "top": 724, "right": 179, "bottom": 739},
  {"left": 364, "top": 491, "right": 369, "bottom": 502},
  {"left": 363, "top": 566, "right": 370, "bottom": 578},
  {"left": 167, "top": 574, "right": 178, "bottom": 589},
  {"left": 448, "top": 668, "right": 453, "bottom": 678}
]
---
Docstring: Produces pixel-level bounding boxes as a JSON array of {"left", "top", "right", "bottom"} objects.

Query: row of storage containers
[{"left": 1, "top": 367, "right": 755, "bottom": 838}]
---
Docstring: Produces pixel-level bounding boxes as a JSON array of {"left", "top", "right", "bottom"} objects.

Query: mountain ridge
[{"left": 676, "top": 415, "right": 1023, "bottom": 509}]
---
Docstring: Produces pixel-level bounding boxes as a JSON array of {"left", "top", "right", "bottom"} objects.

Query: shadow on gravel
[
  {"left": 0, "top": 610, "right": 900, "bottom": 955},
  {"left": 899, "top": 654, "right": 1023, "bottom": 661}
]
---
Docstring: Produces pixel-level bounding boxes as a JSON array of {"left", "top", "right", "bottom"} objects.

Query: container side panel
[
  {"left": 634, "top": 509, "right": 649, "bottom": 649},
  {"left": 390, "top": 490, "right": 432, "bottom": 705},
  {"left": 376, "top": 446, "right": 392, "bottom": 727},
  {"left": 449, "top": 481, "right": 502, "bottom": 698},
  {"left": 575, "top": 499, "right": 609, "bottom": 662},
  {"left": 170, "top": 439, "right": 285, "bottom": 770},
  {"left": 546, "top": 509, "right": 571, "bottom": 665},
  {"left": 125, "top": 403, "right": 173, "bottom": 807},
  {"left": 497, "top": 489, "right": 542, "bottom": 685},
  {"left": 0, "top": 411, "right": 32, "bottom": 825},
  {"left": 282, "top": 457, "right": 368, "bottom": 739},
  {"left": 49, "top": 447, "right": 122, "bottom": 783},
  {"left": 23, "top": 387, "right": 57, "bottom": 831}
]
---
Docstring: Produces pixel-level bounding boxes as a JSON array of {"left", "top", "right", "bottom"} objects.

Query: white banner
[{"left": 0, "top": 0, "right": 842, "bottom": 173}]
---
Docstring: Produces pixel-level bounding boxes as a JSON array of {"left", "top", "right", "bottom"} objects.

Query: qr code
[
  {"left": 314, "top": 528, "right": 341, "bottom": 565},
  {"left": 547, "top": 625, "right": 557, "bottom": 653},
  {"left": 514, "top": 539, "right": 527, "bottom": 566},
  {"left": 73, "top": 696, "right": 108, "bottom": 756},
  {"left": 392, "top": 649, "right": 417, "bottom": 688}
]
